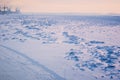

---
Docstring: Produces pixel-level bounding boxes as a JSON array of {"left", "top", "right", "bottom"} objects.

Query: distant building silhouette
[{"left": 0, "top": 6, "right": 20, "bottom": 14}]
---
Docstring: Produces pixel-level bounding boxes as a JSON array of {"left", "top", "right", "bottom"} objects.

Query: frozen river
[{"left": 0, "top": 14, "right": 120, "bottom": 80}]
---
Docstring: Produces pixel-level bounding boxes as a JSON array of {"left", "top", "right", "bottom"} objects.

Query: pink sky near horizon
[{"left": 10, "top": 0, "right": 120, "bottom": 14}]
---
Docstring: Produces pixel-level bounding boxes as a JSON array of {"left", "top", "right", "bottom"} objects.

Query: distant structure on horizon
[
  {"left": 0, "top": 0, "right": 21, "bottom": 15},
  {"left": 0, "top": 6, "right": 20, "bottom": 14}
]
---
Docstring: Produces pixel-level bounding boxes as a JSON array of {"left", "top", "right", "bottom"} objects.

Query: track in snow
[{"left": 0, "top": 45, "right": 65, "bottom": 80}]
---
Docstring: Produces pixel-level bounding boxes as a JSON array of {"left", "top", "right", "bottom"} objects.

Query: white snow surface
[{"left": 0, "top": 14, "right": 120, "bottom": 80}]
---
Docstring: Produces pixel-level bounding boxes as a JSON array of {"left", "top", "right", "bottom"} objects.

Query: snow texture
[
  {"left": 0, "top": 45, "right": 65, "bottom": 80},
  {"left": 0, "top": 14, "right": 120, "bottom": 80}
]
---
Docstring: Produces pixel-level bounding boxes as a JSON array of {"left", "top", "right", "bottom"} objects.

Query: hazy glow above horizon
[{"left": 11, "top": 0, "right": 120, "bottom": 14}]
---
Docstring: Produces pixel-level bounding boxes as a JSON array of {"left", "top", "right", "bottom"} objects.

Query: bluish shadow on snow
[
  {"left": 89, "top": 40, "right": 104, "bottom": 44},
  {"left": 62, "top": 32, "right": 85, "bottom": 44},
  {"left": 65, "top": 45, "right": 120, "bottom": 80}
]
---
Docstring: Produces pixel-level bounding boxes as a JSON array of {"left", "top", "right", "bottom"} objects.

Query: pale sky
[{"left": 10, "top": 0, "right": 120, "bottom": 14}]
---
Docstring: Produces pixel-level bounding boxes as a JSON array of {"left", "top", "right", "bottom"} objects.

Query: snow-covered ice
[
  {"left": 0, "top": 14, "right": 120, "bottom": 80},
  {"left": 0, "top": 45, "right": 65, "bottom": 80}
]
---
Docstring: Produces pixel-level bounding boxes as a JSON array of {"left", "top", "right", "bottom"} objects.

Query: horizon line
[{"left": 20, "top": 12, "right": 120, "bottom": 16}]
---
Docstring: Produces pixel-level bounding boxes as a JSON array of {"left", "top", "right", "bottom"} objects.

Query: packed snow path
[{"left": 0, "top": 45, "right": 65, "bottom": 80}]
